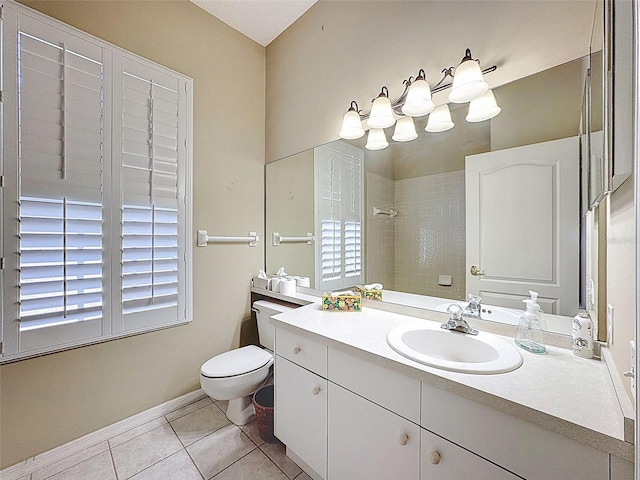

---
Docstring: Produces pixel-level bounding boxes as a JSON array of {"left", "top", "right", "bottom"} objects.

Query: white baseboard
[{"left": 0, "top": 389, "right": 207, "bottom": 480}]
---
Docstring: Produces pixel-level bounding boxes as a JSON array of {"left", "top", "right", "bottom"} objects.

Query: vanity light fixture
[
  {"left": 465, "top": 89, "right": 501, "bottom": 122},
  {"left": 425, "top": 104, "right": 455, "bottom": 132},
  {"left": 338, "top": 48, "right": 499, "bottom": 150}
]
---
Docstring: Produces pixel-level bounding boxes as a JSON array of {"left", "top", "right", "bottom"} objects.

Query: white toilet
[{"left": 200, "top": 300, "right": 293, "bottom": 425}]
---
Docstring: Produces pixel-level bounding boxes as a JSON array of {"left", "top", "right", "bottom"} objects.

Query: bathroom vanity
[{"left": 259, "top": 292, "right": 634, "bottom": 480}]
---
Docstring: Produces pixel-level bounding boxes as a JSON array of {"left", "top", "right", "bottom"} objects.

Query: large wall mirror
[{"left": 266, "top": 12, "right": 605, "bottom": 336}]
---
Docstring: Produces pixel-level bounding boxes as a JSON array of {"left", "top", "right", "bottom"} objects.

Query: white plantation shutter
[
  {"left": 13, "top": 15, "right": 108, "bottom": 352},
  {"left": 1, "top": 4, "right": 192, "bottom": 361},
  {"left": 118, "top": 57, "right": 187, "bottom": 332},
  {"left": 314, "top": 142, "right": 364, "bottom": 290}
]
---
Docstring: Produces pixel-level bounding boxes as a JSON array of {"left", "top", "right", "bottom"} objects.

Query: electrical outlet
[{"left": 607, "top": 304, "right": 614, "bottom": 345}]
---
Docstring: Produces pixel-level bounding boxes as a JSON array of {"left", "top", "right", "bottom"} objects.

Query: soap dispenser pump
[{"left": 515, "top": 291, "right": 546, "bottom": 354}]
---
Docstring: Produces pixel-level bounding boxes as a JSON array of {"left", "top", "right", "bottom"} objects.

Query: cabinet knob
[
  {"left": 312, "top": 386, "right": 321, "bottom": 395},
  {"left": 293, "top": 346, "right": 301, "bottom": 354},
  {"left": 398, "top": 433, "right": 409, "bottom": 446},
  {"left": 429, "top": 451, "right": 441, "bottom": 465}
]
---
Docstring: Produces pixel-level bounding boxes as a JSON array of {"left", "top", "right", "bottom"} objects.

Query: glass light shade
[
  {"left": 401, "top": 77, "right": 434, "bottom": 117},
  {"left": 365, "top": 128, "right": 389, "bottom": 150},
  {"left": 392, "top": 116, "right": 418, "bottom": 142},
  {"left": 449, "top": 59, "right": 488, "bottom": 103},
  {"left": 425, "top": 104, "right": 454, "bottom": 133},
  {"left": 367, "top": 94, "right": 396, "bottom": 129},
  {"left": 466, "top": 89, "right": 501, "bottom": 122},
  {"left": 339, "top": 108, "right": 365, "bottom": 139}
]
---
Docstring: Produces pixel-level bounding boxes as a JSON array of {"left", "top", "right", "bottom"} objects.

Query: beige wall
[
  {"left": 1, "top": 1, "right": 265, "bottom": 468},
  {"left": 265, "top": 149, "right": 315, "bottom": 282},
  {"left": 491, "top": 57, "right": 587, "bottom": 151}
]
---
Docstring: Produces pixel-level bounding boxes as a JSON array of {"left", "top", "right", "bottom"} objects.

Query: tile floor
[{"left": 21, "top": 397, "right": 312, "bottom": 480}]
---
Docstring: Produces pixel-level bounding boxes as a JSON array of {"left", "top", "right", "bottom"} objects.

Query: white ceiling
[{"left": 191, "top": 0, "right": 317, "bottom": 46}]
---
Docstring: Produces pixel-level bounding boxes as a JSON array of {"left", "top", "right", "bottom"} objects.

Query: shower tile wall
[
  {"left": 365, "top": 172, "right": 396, "bottom": 289},
  {"left": 394, "top": 170, "right": 466, "bottom": 300}
]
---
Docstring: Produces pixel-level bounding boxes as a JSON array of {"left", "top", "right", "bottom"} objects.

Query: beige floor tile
[
  {"left": 165, "top": 397, "right": 212, "bottom": 423},
  {"left": 214, "top": 399, "right": 229, "bottom": 413},
  {"left": 39, "top": 450, "right": 115, "bottom": 480},
  {"left": 31, "top": 442, "right": 110, "bottom": 480},
  {"left": 108, "top": 416, "right": 168, "bottom": 449},
  {"left": 239, "top": 420, "right": 265, "bottom": 446},
  {"left": 212, "top": 448, "right": 288, "bottom": 480},
  {"left": 111, "top": 423, "right": 183, "bottom": 479},
  {"left": 187, "top": 424, "right": 255, "bottom": 479},
  {"left": 129, "top": 450, "right": 202, "bottom": 480},
  {"left": 169, "top": 403, "right": 230, "bottom": 447},
  {"left": 259, "top": 442, "right": 302, "bottom": 479}
]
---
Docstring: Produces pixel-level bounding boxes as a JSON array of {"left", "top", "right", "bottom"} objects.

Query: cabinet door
[
  {"left": 328, "top": 383, "right": 420, "bottom": 480},
  {"left": 275, "top": 356, "right": 327, "bottom": 479},
  {"left": 421, "top": 429, "right": 520, "bottom": 480}
]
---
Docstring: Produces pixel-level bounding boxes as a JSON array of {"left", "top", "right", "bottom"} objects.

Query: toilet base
[{"left": 225, "top": 395, "right": 255, "bottom": 425}]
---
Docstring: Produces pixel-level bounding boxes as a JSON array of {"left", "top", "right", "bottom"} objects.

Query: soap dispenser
[{"left": 515, "top": 291, "right": 546, "bottom": 354}]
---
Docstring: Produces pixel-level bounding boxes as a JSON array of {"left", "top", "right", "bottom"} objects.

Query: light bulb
[
  {"left": 339, "top": 101, "right": 365, "bottom": 139},
  {"left": 402, "top": 69, "right": 434, "bottom": 117},
  {"left": 392, "top": 117, "right": 418, "bottom": 142},
  {"left": 466, "top": 89, "right": 501, "bottom": 122},
  {"left": 367, "top": 86, "right": 396, "bottom": 129},
  {"left": 425, "top": 104, "right": 454, "bottom": 133},
  {"left": 449, "top": 49, "right": 488, "bottom": 103},
  {"left": 365, "top": 128, "right": 389, "bottom": 150}
]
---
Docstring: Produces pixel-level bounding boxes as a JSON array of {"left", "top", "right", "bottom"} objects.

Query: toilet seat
[{"left": 201, "top": 345, "right": 272, "bottom": 379}]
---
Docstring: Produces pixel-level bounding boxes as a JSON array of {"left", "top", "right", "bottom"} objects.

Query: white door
[{"left": 465, "top": 137, "right": 579, "bottom": 316}]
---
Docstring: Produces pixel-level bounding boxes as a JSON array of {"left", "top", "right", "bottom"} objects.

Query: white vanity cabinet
[
  {"left": 273, "top": 324, "right": 625, "bottom": 480},
  {"left": 274, "top": 329, "right": 328, "bottom": 480}
]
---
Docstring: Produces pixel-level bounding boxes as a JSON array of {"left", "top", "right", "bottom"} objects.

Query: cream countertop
[{"left": 268, "top": 302, "right": 634, "bottom": 461}]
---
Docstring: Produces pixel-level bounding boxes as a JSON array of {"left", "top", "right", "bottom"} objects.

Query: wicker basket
[{"left": 253, "top": 384, "right": 278, "bottom": 443}]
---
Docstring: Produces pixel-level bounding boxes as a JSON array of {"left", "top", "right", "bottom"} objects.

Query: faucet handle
[
  {"left": 447, "top": 304, "right": 463, "bottom": 320},
  {"left": 468, "top": 294, "right": 481, "bottom": 304}
]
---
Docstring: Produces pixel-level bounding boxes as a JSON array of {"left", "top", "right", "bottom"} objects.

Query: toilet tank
[{"left": 252, "top": 300, "right": 294, "bottom": 352}]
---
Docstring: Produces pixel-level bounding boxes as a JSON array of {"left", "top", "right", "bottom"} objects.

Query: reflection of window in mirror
[{"left": 314, "top": 141, "right": 364, "bottom": 291}]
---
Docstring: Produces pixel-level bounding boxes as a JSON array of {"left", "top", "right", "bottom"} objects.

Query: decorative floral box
[
  {"left": 322, "top": 292, "right": 362, "bottom": 312},
  {"left": 355, "top": 285, "right": 383, "bottom": 301}
]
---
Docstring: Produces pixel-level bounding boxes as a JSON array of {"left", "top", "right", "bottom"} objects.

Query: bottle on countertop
[
  {"left": 514, "top": 291, "right": 547, "bottom": 354},
  {"left": 572, "top": 311, "right": 594, "bottom": 359}
]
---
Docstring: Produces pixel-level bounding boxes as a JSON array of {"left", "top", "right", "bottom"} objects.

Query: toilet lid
[{"left": 201, "top": 345, "right": 273, "bottom": 378}]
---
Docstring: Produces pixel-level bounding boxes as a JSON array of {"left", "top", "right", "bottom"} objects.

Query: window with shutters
[
  {"left": 1, "top": 4, "right": 193, "bottom": 361},
  {"left": 314, "top": 141, "right": 364, "bottom": 291}
]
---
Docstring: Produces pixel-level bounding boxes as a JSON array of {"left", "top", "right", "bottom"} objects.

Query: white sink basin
[
  {"left": 387, "top": 324, "right": 523, "bottom": 374},
  {"left": 434, "top": 302, "right": 520, "bottom": 326}
]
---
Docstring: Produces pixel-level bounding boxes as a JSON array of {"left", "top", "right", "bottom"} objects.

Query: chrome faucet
[
  {"left": 441, "top": 304, "right": 479, "bottom": 335},
  {"left": 463, "top": 294, "right": 482, "bottom": 319}
]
